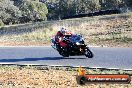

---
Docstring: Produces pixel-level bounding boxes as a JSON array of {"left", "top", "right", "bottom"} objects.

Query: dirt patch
[
  {"left": 0, "top": 41, "right": 51, "bottom": 46},
  {"left": 0, "top": 65, "right": 131, "bottom": 88},
  {"left": 0, "top": 13, "right": 132, "bottom": 47}
]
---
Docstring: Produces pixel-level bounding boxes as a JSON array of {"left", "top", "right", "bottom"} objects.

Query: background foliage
[{"left": 0, "top": 0, "right": 132, "bottom": 25}]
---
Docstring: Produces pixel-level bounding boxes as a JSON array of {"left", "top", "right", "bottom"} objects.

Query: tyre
[
  {"left": 59, "top": 49, "right": 69, "bottom": 57},
  {"left": 76, "top": 76, "right": 86, "bottom": 85},
  {"left": 60, "top": 52, "right": 69, "bottom": 57},
  {"left": 85, "top": 47, "right": 93, "bottom": 58}
]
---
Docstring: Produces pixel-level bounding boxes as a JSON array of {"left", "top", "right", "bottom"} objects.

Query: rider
[{"left": 55, "top": 27, "right": 72, "bottom": 48}]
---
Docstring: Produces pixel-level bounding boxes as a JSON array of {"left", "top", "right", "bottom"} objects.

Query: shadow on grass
[{"left": 0, "top": 57, "right": 86, "bottom": 62}]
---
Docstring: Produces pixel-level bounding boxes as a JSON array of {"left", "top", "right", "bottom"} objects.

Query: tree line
[
  {"left": 0, "top": 0, "right": 132, "bottom": 26},
  {"left": 0, "top": 0, "right": 48, "bottom": 26},
  {"left": 43, "top": 0, "right": 132, "bottom": 20}
]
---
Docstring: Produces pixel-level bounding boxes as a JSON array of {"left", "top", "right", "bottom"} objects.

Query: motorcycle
[{"left": 51, "top": 34, "right": 93, "bottom": 58}]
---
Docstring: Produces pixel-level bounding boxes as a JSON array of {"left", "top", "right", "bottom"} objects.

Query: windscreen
[{"left": 70, "top": 35, "right": 81, "bottom": 43}]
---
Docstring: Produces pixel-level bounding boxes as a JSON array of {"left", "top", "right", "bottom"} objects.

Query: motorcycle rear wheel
[
  {"left": 85, "top": 47, "right": 93, "bottom": 58},
  {"left": 59, "top": 48, "right": 69, "bottom": 57},
  {"left": 60, "top": 51, "right": 69, "bottom": 57}
]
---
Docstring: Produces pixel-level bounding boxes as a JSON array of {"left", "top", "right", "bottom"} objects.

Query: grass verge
[{"left": 0, "top": 13, "right": 132, "bottom": 47}]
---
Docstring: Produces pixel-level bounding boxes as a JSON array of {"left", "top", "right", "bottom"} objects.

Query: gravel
[{"left": 0, "top": 65, "right": 131, "bottom": 88}]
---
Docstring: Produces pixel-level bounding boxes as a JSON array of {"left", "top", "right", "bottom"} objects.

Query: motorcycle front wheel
[{"left": 85, "top": 47, "right": 93, "bottom": 58}]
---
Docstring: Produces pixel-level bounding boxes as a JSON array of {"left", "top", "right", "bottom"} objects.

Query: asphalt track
[{"left": 0, "top": 46, "right": 131, "bottom": 69}]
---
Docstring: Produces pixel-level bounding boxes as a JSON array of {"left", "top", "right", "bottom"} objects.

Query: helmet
[{"left": 60, "top": 27, "right": 66, "bottom": 35}]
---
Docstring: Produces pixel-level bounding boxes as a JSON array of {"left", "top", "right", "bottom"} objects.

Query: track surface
[{"left": 0, "top": 46, "right": 131, "bottom": 69}]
